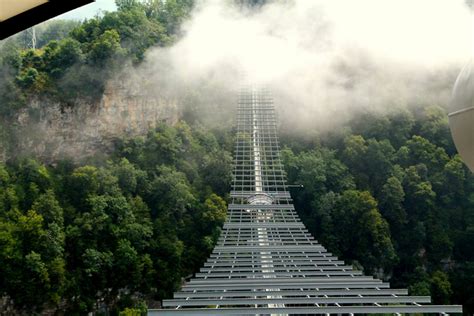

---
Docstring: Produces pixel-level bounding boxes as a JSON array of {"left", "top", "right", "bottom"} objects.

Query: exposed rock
[{"left": 10, "top": 81, "right": 179, "bottom": 162}]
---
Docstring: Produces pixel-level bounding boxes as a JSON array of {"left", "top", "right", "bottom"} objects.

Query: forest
[{"left": 0, "top": 0, "right": 473, "bottom": 315}]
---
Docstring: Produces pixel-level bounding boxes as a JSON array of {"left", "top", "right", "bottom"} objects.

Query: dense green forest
[
  {"left": 0, "top": 122, "right": 232, "bottom": 314},
  {"left": 281, "top": 106, "right": 474, "bottom": 313},
  {"left": 1, "top": 0, "right": 473, "bottom": 315}
]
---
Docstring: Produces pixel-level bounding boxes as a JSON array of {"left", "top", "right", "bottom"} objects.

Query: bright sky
[{"left": 55, "top": 0, "right": 117, "bottom": 20}]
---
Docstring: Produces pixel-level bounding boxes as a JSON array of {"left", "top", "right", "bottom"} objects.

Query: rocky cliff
[{"left": 7, "top": 81, "right": 179, "bottom": 162}]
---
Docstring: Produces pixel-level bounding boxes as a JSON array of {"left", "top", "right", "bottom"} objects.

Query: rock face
[{"left": 10, "top": 81, "right": 179, "bottom": 162}]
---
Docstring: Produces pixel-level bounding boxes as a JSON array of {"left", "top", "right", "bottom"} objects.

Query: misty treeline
[
  {"left": 0, "top": 0, "right": 263, "bottom": 115},
  {"left": 280, "top": 104, "right": 474, "bottom": 314},
  {"left": 0, "top": 0, "right": 194, "bottom": 114}
]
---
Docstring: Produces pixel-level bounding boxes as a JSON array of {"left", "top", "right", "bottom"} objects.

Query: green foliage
[
  {"left": 0, "top": 122, "right": 230, "bottom": 313},
  {"left": 88, "top": 30, "right": 124, "bottom": 66},
  {"left": 431, "top": 270, "right": 453, "bottom": 304},
  {"left": 119, "top": 307, "right": 146, "bottom": 316},
  {"left": 202, "top": 194, "right": 227, "bottom": 225},
  {"left": 418, "top": 105, "right": 454, "bottom": 152},
  {"left": 16, "top": 67, "right": 39, "bottom": 89},
  {"left": 43, "top": 38, "right": 84, "bottom": 78},
  {"left": 331, "top": 190, "right": 397, "bottom": 273},
  {"left": 380, "top": 176, "right": 406, "bottom": 232},
  {"left": 282, "top": 105, "right": 474, "bottom": 310},
  {"left": 0, "top": 0, "right": 194, "bottom": 114},
  {"left": 409, "top": 281, "right": 431, "bottom": 296}
]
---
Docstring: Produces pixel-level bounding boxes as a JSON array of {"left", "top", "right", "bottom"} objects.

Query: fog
[{"left": 126, "top": 0, "right": 473, "bottom": 131}]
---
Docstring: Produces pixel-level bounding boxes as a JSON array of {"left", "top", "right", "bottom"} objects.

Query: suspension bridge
[{"left": 149, "top": 85, "right": 462, "bottom": 315}]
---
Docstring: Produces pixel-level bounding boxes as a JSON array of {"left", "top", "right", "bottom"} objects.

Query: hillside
[{"left": 0, "top": 0, "right": 473, "bottom": 315}]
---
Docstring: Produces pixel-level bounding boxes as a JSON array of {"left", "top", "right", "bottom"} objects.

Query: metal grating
[{"left": 149, "top": 85, "right": 462, "bottom": 315}]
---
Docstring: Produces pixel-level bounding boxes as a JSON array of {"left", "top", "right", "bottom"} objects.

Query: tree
[
  {"left": 310, "top": 191, "right": 338, "bottom": 252},
  {"left": 408, "top": 267, "right": 431, "bottom": 296},
  {"left": 65, "top": 165, "right": 100, "bottom": 210},
  {"left": 111, "top": 158, "right": 148, "bottom": 196},
  {"left": 30, "top": 190, "right": 66, "bottom": 300},
  {"left": 401, "top": 136, "right": 449, "bottom": 173},
  {"left": 403, "top": 165, "right": 436, "bottom": 221},
  {"left": 365, "top": 138, "right": 395, "bottom": 196},
  {"left": 379, "top": 176, "right": 407, "bottom": 233},
  {"left": 16, "top": 67, "right": 39, "bottom": 89},
  {"left": 431, "top": 271, "right": 453, "bottom": 304},
  {"left": 201, "top": 151, "right": 232, "bottom": 196},
  {"left": 87, "top": 29, "right": 124, "bottom": 66},
  {"left": 201, "top": 193, "right": 226, "bottom": 226},
  {"left": 3, "top": 210, "right": 64, "bottom": 311},
  {"left": 15, "top": 159, "right": 52, "bottom": 210},
  {"left": 31, "top": 190, "right": 63, "bottom": 227},
  {"left": 0, "top": 164, "right": 16, "bottom": 214},
  {"left": 331, "top": 190, "right": 398, "bottom": 274},
  {"left": 43, "top": 38, "right": 84, "bottom": 78},
  {"left": 341, "top": 135, "right": 369, "bottom": 189},
  {"left": 418, "top": 105, "right": 454, "bottom": 154},
  {"left": 441, "top": 155, "right": 466, "bottom": 204},
  {"left": 387, "top": 109, "right": 415, "bottom": 148},
  {"left": 148, "top": 165, "right": 196, "bottom": 219}
]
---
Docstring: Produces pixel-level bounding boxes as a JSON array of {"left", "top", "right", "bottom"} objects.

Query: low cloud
[{"left": 127, "top": 0, "right": 473, "bottom": 131}]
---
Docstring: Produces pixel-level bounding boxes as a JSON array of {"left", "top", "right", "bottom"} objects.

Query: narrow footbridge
[{"left": 149, "top": 85, "right": 462, "bottom": 315}]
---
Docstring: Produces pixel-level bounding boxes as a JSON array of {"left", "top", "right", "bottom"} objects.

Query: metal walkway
[{"left": 149, "top": 85, "right": 462, "bottom": 315}]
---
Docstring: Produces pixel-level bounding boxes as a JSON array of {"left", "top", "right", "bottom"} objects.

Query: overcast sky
[{"left": 55, "top": 0, "right": 117, "bottom": 20}]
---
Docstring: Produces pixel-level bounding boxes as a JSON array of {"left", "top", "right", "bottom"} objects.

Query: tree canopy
[
  {"left": 0, "top": 122, "right": 231, "bottom": 314},
  {"left": 281, "top": 105, "right": 474, "bottom": 313}
]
